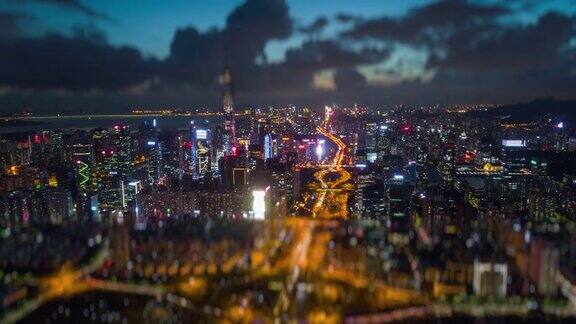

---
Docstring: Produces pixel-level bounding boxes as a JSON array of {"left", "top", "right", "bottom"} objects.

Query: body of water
[{"left": 0, "top": 115, "right": 225, "bottom": 134}]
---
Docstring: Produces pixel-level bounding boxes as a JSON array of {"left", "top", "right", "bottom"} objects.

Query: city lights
[
  {"left": 1, "top": 2, "right": 575, "bottom": 322},
  {"left": 315, "top": 143, "right": 323, "bottom": 157}
]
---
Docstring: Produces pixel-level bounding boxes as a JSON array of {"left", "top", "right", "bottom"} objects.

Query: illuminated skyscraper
[
  {"left": 92, "top": 128, "right": 121, "bottom": 211},
  {"left": 113, "top": 125, "right": 132, "bottom": 182},
  {"left": 92, "top": 128, "right": 110, "bottom": 190},
  {"left": 220, "top": 67, "right": 236, "bottom": 154},
  {"left": 386, "top": 174, "right": 413, "bottom": 232},
  {"left": 501, "top": 139, "right": 529, "bottom": 210},
  {"left": 71, "top": 142, "right": 93, "bottom": 218},
  {"left": 146, "top": 140, "right": 163, "bottom": 184},
  {"left": 193, "top": 128, "right": 212, "bottom": 178}
]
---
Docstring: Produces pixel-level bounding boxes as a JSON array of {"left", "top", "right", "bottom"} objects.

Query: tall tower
[{"left": 220, "top": 67, "right": 236, "bottom": 154}]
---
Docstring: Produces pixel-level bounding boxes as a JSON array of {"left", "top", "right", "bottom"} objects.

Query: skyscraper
[
  {"left": 220, "top": 67, "right": 236, "bottom": 155},
  {"left": 113, "top": 125, "right": 132, "bottom": 183},
  {"left": 193, "top": 128, "right": 212, "bottom": 178}
]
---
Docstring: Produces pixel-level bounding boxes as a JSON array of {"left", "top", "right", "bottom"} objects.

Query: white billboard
[
  {"left": 196, "top": 129, "right": 207, "bottom": 140},
  {"left": 502, "top": 140, "right": 526, "bottom": 147},
  {"left": 252, "top": 190, "right": 266, "bottom": 220},
  {"left": 367, "top": 152, "right": 377, "bottom": 163}
]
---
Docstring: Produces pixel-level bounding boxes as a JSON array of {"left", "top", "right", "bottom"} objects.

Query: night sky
[{"left": 0, "top": 0, "right": 575, "bottom": 113}]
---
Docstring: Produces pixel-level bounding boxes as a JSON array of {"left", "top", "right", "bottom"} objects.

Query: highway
[{"left": 311, "top": 126, "right": 352, "bottom": 219}]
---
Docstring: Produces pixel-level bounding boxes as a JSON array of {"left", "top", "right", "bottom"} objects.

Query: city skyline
[
  {"left": 2, "top": 1, "right": 576, "bottom": 323},
  {"left": 1, "top": 0, "right": 576, "bottom": 113},
  {"left": 2, "top": 94, "right": 576, "bottom": 322}
]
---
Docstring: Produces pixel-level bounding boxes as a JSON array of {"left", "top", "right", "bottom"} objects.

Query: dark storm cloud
[
  {"left": 1, "top": 0, "right": 350, "bottom": 101},
  {"left": 299, "top": 16, "right": 329, "bottom": 35},
  {"left": 384, "top": 61, "right": 576, "bottom": 105},
  {"left": 164, "top": 0, "right": 385, "bottom": 95},
  {"left": 0, "top": 12, "right": 29, "bottom": 39},
  {"left": 342, "top": 0, "right": 510, "bottom": 45},
  {"left": 506, "top": 0, "right": 557, "bottom": 11},
  {"left": 428, "top": 12, "right": 576, "bottom": 71},
  {"left": 165, "top": 0, "right": 292, "bottom": 90},
  {"left": 14, "top": 0, "right": 111, "bottom": 20},
  {"left": 254, "top": 40, "right": 389, "bottom": 92},
  {"left": 0, "top": 31, "right": 156, "bottom": 90},
  {"left": 334, "top": 68, "right": 367, "bottom": 90},
  {"left": 224, "top": 0, "right": 292, "bottom": 63},
  {"left": 0, "top": 0, "right": 295, "bottom": 93},
  {"left": 331, "top": 0, "right": 576, "bottom": 105},
  {"left": 335, "top": 13, "right": 361, "bottom": 24},
  {"left": 1, "top": 0, "right": 575, "bottom": 112},
  {"left": 283, "top": 40, "right": 389, "bottom": 70},
  {"left": 165, "top": 27, "right": 223, "bottom": 86}
]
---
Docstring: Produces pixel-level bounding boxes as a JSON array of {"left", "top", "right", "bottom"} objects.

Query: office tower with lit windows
[
  {"left": 71, "top": 142, "right": 93, "bottom": 217},
  {"left": 362, "top": 180, "right": 386, "bottom": 219},
  {"left": 440, "top": 142, "right": 457, "bottom": 189},
  {"left": 386, "top": 174, "right": 413, "bottom": 232},
  {"left": 99, "top": 149, "right": 121, "bottom": 211},
  {"left": 178, "top": 135, "right": 194, "bottom": 176},
  {"left": 247, "top": 144, "right": 263, "bottom": 171},
  {"left": 0, "top": 140, "right": 31, "bottom": 169},
  {"left": 192, "top": 128, "right": 212, "bottom": 178},
  {"left": 47, "top": 130, "right": 64, "bottom": 166},
  {"left": 501, "top": 139, "right": 530, "bottom": 210},
  {"left": 263, "top": 133, "right": 273, "bottom": 161},
  {"left": 146, "top": 140, "right": 163, "bottom": 184},
  {"left": 91, "top": 127, "right": 122, "bottom": 211},
  {"left": 113, "top": 125, "right": 132, "bottom": 183}
]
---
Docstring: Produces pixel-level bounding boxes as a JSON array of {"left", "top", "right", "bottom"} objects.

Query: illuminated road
[{"left": 311, "top": 126, "right": 352, "bottom": 219}]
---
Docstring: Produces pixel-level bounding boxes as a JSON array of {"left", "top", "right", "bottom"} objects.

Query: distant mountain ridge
[{"left": 470, "top": 98, "right": 576, "bottom": 124}]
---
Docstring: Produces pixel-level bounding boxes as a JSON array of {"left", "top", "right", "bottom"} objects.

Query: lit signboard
[
  {"left": 252, "top": 190, "right": 266, "bottom": 220},
  {"left": 196, "top": 129, "right": 207, "bottom": 140},
  {"left": 502, "top": 140, "right": 526, "bottom": 147},
  {"left": 367, "top": 153, "right": 377, "bottom": 163}
]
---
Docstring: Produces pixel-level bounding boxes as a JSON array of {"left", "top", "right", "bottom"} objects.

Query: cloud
[
  {"left": 224, "top": 0, "right": 292, "bottom": 64},
  {"left": 283, "top": 40, "right": 389, "bottom": 70},
  {"left": 1, "top": 0, "right": 575, "bottom": 112},
  {"left": 299, "top": 16, "right": 328, "bottom": 35},
  {"left": 252, "top": 40, "right": 389, "bottom": 93},
  {"left": 335, "top": 13, "right": 361, "bottom": 24},
  {"left": 334, "top": 68, "right": 367, "bottom": 90},
  {"left": 16, "top": 0, "right": 111, "bottom": 20},
  {"left": 334, "top": 0, "right": 576, "bottom": 105},
  {"left": 342, "top": 0, "right": 510, "bottom": 45},
  {"left": 164, "top": 0, "right": 385, "bottom": 95},
  {"left": 165, "top": 27, "right": 223, "bottom": 86},
  {"left": 165, "top": 0, "right": 292, "bottom": 89},
  {"left": 0, "top": 12, "right": 29, "bottom": 39},
  {"left": 428, "top": 12, "right": 576, "bottom": 71},
  {"left": 0, "top": 31, "right": 156, "bottom": 90}
]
